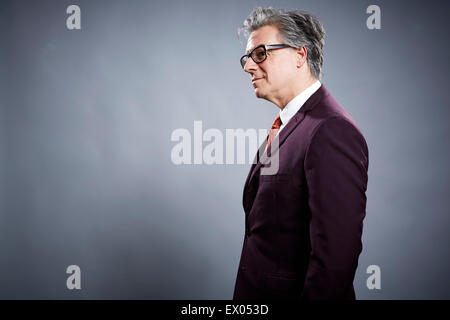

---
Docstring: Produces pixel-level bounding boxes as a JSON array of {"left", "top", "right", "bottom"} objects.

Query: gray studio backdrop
[{"left": 1, "top": 0, "right": 449, "bottom": 299}]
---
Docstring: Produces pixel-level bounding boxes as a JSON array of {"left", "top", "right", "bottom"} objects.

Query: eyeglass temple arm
[{"left": 265, "top": 44, "right": 292, "bottom": 50}]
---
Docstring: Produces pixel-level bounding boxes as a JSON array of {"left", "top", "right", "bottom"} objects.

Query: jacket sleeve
[{"left": 301, "top": 116, "right": 369, "bottom": 300}]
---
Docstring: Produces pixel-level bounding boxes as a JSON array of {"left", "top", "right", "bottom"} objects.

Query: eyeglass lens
[{"left": 241, "top": 46, "right": 267, "bottom": 68}]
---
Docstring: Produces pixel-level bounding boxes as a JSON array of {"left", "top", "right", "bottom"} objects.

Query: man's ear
[{"left": 296, "top": 46, "right": 308, "bottom": 68}]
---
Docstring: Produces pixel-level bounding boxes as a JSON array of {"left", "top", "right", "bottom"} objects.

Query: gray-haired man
[{"left": 234, "top": 7, "right": 369, "bottom": 300}]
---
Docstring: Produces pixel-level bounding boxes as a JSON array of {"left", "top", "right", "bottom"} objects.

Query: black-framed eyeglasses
[{"left": 240, "top": 44, "right": 292, "bottom": 69}]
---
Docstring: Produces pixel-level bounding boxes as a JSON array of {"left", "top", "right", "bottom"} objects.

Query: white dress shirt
[{"left": 277, "top": 80, "right": 321, "bottom": 135}]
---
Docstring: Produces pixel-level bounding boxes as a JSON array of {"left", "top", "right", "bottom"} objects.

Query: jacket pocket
[{"left": 259, "top": 173, "right": 291, "bottom": 183}]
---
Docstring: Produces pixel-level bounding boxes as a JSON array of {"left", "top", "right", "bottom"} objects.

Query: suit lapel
[{"left": 243, "top": 136, "right": 268, "bottom": 187}]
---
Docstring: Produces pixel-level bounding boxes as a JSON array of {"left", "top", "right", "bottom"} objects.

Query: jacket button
[{"left": 245, "top": 227, "right": 251, "bottom": 237}]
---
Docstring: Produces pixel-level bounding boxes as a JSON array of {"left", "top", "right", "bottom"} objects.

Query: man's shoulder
[{"left": 305, "top": 86, "right": 364, "bottom": 138}]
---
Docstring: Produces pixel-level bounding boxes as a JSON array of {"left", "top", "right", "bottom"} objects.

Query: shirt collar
[{"left": 279, "top": 80, "right": 322, "bottom": 126}]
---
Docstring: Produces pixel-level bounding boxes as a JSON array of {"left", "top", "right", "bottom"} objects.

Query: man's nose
[{"left": 243, "top": 57, "right": 258, "bottom": 73}]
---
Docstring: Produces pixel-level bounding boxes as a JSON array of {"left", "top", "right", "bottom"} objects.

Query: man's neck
[{"left": 276, "top": 76, "right": 318, "bottom": 110}]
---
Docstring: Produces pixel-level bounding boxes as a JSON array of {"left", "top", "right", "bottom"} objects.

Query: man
[{"left": 233, "top": 8, "right": 369, "bottom": 300}]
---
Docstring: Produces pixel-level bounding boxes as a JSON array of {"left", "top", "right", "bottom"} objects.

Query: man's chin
[{"left": 254, "top": 87, "right": 265, "bottom": 98}]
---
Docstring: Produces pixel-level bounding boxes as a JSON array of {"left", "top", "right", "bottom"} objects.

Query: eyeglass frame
[{"left": 240, "top": 44, "right": 293, "bottom": 69}]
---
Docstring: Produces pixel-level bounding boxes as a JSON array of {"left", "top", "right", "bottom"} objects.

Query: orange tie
[{"left": 266, "top": 114, "right": 282, "bottom": 150}]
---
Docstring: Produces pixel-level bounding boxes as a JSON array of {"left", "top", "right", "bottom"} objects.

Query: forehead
[{"left": 245, "top": 25, "right": 282, "bottom": 53}]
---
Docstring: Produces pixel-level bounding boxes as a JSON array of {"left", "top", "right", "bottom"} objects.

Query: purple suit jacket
[{"left": 233, "top": 85, "right": 369, "bottom": 300}]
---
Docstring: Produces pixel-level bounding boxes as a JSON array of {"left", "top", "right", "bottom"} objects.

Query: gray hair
[{"left": 238, "top": 7, "right": 326, "bottom": 79}]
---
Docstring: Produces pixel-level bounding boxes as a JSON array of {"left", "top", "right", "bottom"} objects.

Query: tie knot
[{"left": 271, "top": 115, "right": 282, "bottom": 129}]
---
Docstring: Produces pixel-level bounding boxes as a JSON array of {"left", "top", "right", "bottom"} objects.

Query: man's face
[{"left": 244, "top": 25, "right": 297, "bottom": 102}]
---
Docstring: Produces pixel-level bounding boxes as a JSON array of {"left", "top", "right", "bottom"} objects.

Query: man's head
[{"left": 238, "top": 8, "right": 325, "bottom": 108}]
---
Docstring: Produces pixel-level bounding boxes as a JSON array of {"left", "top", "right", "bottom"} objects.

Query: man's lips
[{"left": 252, "top": 77, "right": 264, "bottom": 83}]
